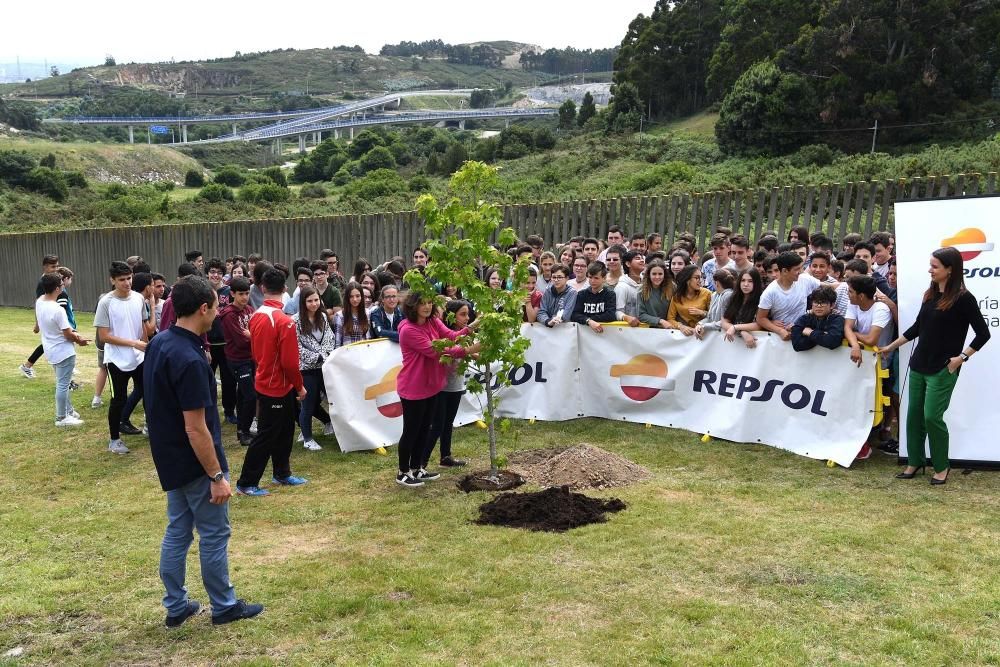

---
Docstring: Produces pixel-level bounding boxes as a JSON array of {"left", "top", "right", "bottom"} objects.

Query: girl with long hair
[
  {"left": 351, "top": 258, "right": 372, "bottom": 285},
  {"left": 695, "top": 267, "right": 736, "bottom": 339},
  {"left": 880, "top": 247, "right": 990, "bottom": 485},
  {"left": 721, "top": 267, "right": 764, "bottom": 348},
  {"left": 334, "top": 282, "right": 373, "bottom": 347},
  {"left": 395, "top": 293, "right": 479, "bottom": 487},
  {"left": 293, "top": 285, "right": 335, "bottom": 451},
  {"left": 668, "top": 249, "right": 692, "bottom": 284},
  {"left": 569, "top": 256, "right": 589, "bottom": 292},
  {"left": 787, "top": 225, "right": 811, "bottom": 246},
  {"left": 637, "top": 259, "right": 674, "bottom": 328},
  {"left": 666, "top": 264, "right": 711, "bottom": 335}
]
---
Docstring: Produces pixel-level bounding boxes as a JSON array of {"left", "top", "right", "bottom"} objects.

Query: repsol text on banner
[
  {"left": 472, "top": 362, "right": 548, "bottom": 390},
  {"left": 692, "top": 370, "right": 829, "bottom": 416}
]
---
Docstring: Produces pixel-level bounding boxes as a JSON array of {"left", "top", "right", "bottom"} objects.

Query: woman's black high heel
[
  {"left": 895, "top": 466, "right": 925, "bottom": 479},
  {"left": 930, "top": 469, "right": 950, "bottom": 485}
]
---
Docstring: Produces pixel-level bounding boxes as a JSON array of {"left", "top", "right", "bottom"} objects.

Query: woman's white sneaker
[
  {"left": 55, "top": 415, "right": 84, "bottom": 427},
  {"left": 303, "top": 439, "right": 322, "bottom": 451}
]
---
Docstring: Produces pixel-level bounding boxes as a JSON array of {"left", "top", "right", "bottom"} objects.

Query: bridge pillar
[
  {"left": 128, "top": 125, "right": 134, "bottom": 144},
  {"left": 349, "top": 127, "right": 354, "bottom": 140},
  {"left": 181, "top": 125, "right": 188, "bottom": 143},
  {"left": 334, "top": 129, "right": 340, "bottom": 140},
  {"left": 459, "top": 120, "right": 465, "bottom": 130},
  {"left": 232, "top": 123, "right": 238, "bottom": 136},
  {"left": 505, "top": 119, "right": 510, "bottom": 129},
  {"left": 298, "top": 134, "right": 306, "bottom": 153}
]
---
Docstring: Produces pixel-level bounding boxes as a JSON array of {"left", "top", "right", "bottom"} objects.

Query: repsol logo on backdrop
[
  {"left": 471, "top": 362, "right": 548, "bottom": 390},
  {"left": 693, "top": 370, "right": 829, "bottom": 416}
]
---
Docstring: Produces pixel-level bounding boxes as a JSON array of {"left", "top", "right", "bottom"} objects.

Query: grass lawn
[
  {"left": 1, "top": 307, "right": 998, "bottom": 665},
  {"left": 651, "top": 112, "right": 720, "bottom": 138}
]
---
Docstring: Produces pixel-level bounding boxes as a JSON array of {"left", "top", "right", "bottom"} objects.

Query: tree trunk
[{"left": 484, "top": 367, "right": 498, "bottom": 480}]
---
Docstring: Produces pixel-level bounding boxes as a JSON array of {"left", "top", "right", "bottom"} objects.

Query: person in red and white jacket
[{"left": 235, "top": 269, "right": 307, "bottom": 496}]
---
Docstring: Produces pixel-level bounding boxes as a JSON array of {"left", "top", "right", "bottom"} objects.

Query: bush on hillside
[
  {"left": 299, "top": 183, "right": 328, "bottom": 199},
  {"left": 261, "top": 166, "right": 287, "bottom": 187},
  {"left": 238, "top": 182, "right": 291, "bottom": 204},
  {"left": 0, "top": 150, "right": 37, "bottom": 187},
  {"left": 212, "top": 165, "right": 246, "bottom": 187},
  {"left": 343, "top": 169, "right": 406, "bottom": 199},
  {"left": 184, "top": 169, "right": 206, "bottom": 187},
  {"left": 358, "top": 146, "right": 397, "bottom": 175},
  {"left": 196, "top": 183, "right": 234, "bottom": 202},
  {"left": 63, "top": 171, "right": 88, "bottom": 188},
  {"left": 408, "top": 175, "right": 431, "bottom": 192},
  {"left": 25, "top": 167, "right": 69, "bottom": 202}
]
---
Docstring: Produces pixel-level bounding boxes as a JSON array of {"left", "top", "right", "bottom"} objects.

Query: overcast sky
[{"left": 3, "top": 0, "right": 655, "bottom": 65}]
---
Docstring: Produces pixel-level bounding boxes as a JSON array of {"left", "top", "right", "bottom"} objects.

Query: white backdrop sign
[
  {"left": 323, "top": 324, "right": 877, "bottom": 466},
  {"left": 894, "top": 196, "right": 1000, "bottom": 464}
]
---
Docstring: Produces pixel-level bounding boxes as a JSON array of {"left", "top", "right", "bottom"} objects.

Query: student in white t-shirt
[
  {"left": 844, "top": 275, "right": 893, "bottom": 367},
  {"left": 36, "top": 273, "right": 91, "bottom": 427},
  {"left": 94, "top": 261, "right": 149, "bottom": 455},
  {"left": 756, "top": 251, "right": 821, "bottom": 341}
]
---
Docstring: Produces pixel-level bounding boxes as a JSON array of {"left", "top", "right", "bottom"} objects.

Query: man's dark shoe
[
  {"left": 119, "top": 421, "right": 143, "bottom": 436},
  {"left": 440, "top": 456, "right": 467, "bottom": 467},
  {"left": 165, "top": 600, "right": 202, "bottom": 628},
  {"left": 212, "top": 599, "right": 264, "bottom": 625},
  {"left": 237, "top": 430, "right": 253, "bottom": 447},
  {"left": 225, "top": 413, "right": 238, "bottom": 425}
]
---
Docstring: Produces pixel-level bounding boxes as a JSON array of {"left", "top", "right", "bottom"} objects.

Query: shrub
[
  {"left": 184, "top": 169, "right": 206, "bottom": 187},
  {"left": 343, "top": 168, "right": 406, "bottom": 199},
  {"left": 196, "top": 183, "right": 234, "bottom": 202},
  {"left": 358, "top": 146, "right": 397, "bottom": 175},
  {"left": 533, "top": 128, "right": 556, "bottom": 150},
  {"left": 408, "top": 175, "right": 431, "bottom": 192},
  {"left": 212, "top": 165, "right": 246, "bottom": 187},
  {"left": 63, "top": 171, "right": 88, "bottom": 188},
  {"left": 0, "top": 150, "right": 37, "bottom": 187},
  {"left": 25, "top": 167, "right": 69, "bottom": 202},
  {"left": 332, "top": 167, "right": 353, "bottom": 186},
  {"left": 789, "top": 144, "right": 836, "bottom": 168},
  {"left": 238, "top": 182, "right": 291, "bottom": 204},
  {"left": 261, "top": 166, "right": 287, "bottom": 187},
  {"left": 299, "top": 183, "right": 328, "bottom": 199},
  {"left": 153, "top": 180, "right": 175, "bottom": 192}
]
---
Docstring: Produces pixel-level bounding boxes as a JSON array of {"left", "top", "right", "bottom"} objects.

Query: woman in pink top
[{"left": 394, "top": 293, "right": 479, "bottom": 488}]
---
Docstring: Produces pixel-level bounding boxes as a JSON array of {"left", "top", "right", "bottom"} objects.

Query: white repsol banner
[
  {"left": 894, "top": 196, "right": 1000, "bottom": 464},
  {"left": 323, "top": 324, "right": 877, "bottom": 467}
]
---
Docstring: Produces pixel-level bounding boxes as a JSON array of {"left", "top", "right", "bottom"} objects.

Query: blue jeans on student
[
  {"left": 298, "top": 368, "right": 330, "bottom": 441},
  {"left": 53, "top": 355, "right": 76, "bottom": 420},
  {"left": 160, "top": 475, "right": 238, "bottom": 618}
]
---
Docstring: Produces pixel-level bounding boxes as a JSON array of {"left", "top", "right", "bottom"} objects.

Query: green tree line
[{"left": 614, "top": 0, "right": 1000, "bottom": 153}]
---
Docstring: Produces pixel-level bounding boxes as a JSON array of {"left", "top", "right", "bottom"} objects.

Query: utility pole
[{"left": 870, "top": 119, "right": 879, "bottom": 154}]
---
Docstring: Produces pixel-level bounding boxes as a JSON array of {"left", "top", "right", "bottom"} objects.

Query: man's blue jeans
[{"left": 160, "top": 475, "right": 238, "bottom": 617}]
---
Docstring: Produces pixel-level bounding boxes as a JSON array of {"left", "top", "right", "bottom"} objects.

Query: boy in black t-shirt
[{"left": 571, "top": 262, "right": 617, "bottom": 334}]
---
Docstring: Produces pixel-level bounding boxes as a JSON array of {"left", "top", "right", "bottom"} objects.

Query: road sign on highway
[{"left": 150, "top": 125, "right": 170, "bottom": 134}]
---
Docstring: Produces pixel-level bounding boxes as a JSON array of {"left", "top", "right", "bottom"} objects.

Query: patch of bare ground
[{"left": 507, "top": 444, "right": 650, "bottom": 490}]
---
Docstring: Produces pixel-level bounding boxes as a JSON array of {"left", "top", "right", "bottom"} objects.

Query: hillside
[
  {"left": 0, "top": 45, "right": 551, "bottom": 100},
  {"left": 0, "top": 137, "right": 202, "bottom": 184}
]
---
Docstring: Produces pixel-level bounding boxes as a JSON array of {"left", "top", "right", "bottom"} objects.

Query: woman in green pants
[{"left": 880, "top": 247, "right": 990, "bottom": 485}]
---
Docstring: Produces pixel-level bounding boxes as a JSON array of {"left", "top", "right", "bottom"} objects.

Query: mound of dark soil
[
  {"left": 457, "top": 470, "right": 525, "bottom": 493},
  {"left": 475, "top": 486, "right": 626, "bottom": 532}
]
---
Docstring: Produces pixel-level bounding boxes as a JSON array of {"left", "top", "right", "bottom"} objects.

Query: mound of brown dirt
[
  {"left": 507, "top": 444, "right": 650, "bottom": 490},
  {"left": 475, "top": 486, "right": 626, "bottom": 532}
]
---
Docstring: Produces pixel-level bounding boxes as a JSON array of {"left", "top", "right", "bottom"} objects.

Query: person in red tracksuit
[{"left": 235, "top": 269, "right": 308, "bottom": 496}]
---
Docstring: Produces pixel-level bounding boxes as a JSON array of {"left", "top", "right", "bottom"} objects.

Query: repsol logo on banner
[
  {"left": 693, "top": 370, "right": 829, "bottom": 416},
  {"left": 472, "top": 362, "right": 548, "bottom": 390}
]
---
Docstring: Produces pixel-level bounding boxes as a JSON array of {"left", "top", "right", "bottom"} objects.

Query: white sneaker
[
  {"left": 55, "top": 415, "right": 84, "bottom": 427},
  {"left": 303, "top": 439, "right": 322, "bottom": 451},
  {"left": 297, "top": 432, "right": 304, "bottom": 443},
  {"left": 323, "top": 422, "right": 335, "bottom": 436},
  {"left": 91, "top": 396, "right": 103, "bottom": 408},
  {"left": 108, "top": 439, "right": 130, "bottom": 454},
  {"left": 142, "top": 425, "right": 148, "bottom": 436},
  {"left": 19, "top": 364, "right": 36, "bottom": 379},
  {"left": 249, "top": 418, "right": 258, "bottom": 435},
  {"left": 69, "top": 409, "right": 80, "bottom": 419}
]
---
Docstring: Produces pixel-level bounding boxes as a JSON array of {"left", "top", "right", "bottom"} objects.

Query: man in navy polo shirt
[{"left": 144, "top": 276, "right": 263, "bottom": 628}]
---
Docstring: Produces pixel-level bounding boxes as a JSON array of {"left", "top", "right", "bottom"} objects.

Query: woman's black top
[{"left": 902, "top": 290, "right": 990, "bottom": 374}]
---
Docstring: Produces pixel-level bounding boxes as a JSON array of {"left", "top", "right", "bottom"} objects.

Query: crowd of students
[{"left": 25, "top": 219, "right": 988, "bottom": 487}]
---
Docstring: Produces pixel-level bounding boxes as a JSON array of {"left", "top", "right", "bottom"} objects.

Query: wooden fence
[{"left": 1, "top": 172, "right": 996, "bottom": 311}]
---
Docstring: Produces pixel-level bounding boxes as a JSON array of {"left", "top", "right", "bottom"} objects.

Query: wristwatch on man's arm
[{"left": 210, "top": 471, "right": 224, "bottom": 482}]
